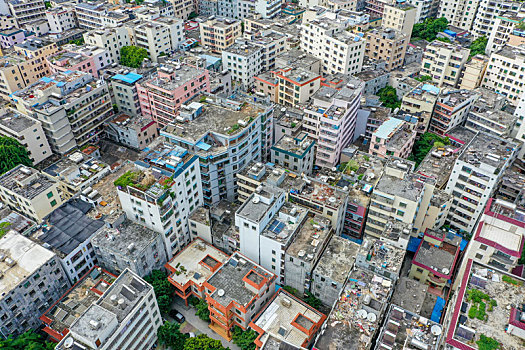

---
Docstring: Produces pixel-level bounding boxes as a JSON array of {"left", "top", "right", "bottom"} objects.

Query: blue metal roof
[
  {"left": 196, "top": 141, "right": 212, "bottom": 151},
  {"left": 373, "top": 118, "right": 404, "bottom": 139},
  {"left": 111, "top": 72, "right": 143, "bottom": 84}
]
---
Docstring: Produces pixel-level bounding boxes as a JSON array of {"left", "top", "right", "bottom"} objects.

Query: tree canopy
[
  {"left": 0, "top": 136, "right": 32, "bottom": 175},
  {"left": 183, "top": 334, "right": 229, "bottom": 350},
  {"left": 232, "top": 326, "right": 257, "bottom": 350},
  {"left": 469, "top": 36, "right": 488, "bottom": 58},
  {"left": 120, "top": 46, "right": 149, "bottom": 69},
  {"left": 408, "top": 132, "right": 450, "bottom": 167},
  {"left": 412, "top": 17, "right": 449, "bottom": 42},
  {"left": 377, "top": 86, "right": 401, "bottom": 110},
  {"left": 143, "top": 270, "right": 174, "bottom": 314},
  {"left": 0, "top": 330, "right": 55, "bottom": 350},
  {"left": 157, "top": 321, "right": 188, "bottom": 349}
]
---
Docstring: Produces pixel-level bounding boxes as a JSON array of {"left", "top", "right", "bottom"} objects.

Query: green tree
[
  {"left": 195, "top": 298, "right": 210, "bottom": 322},
  {"left": 407, "top": 132, "right": 450, "bottom": 167},
  {"left": 412, "top": 17, "right": 449, "bottom": 41},
  {"left": 120, "top": 46, "right": 149, "bottom": 68},
  {"left": 44, "top": 1, "right": 52, "bottom": 9},
  {"left": 188, "top": 11, "right": 198, "bottom": 19},
  {"left": 283, "top": 285, "right": 298, "bottom": 296},
  {"left": 0, "top": 136, "right": 32, "bottom": 175},
  {"left": 469, "top": 36, "right": 488, "bottom": 58},
  {"left": 232, "top": 326, "right": 257, "bottom": 350},
  {"left": 157, "top": 321, "right": 188, "bottom": 349},
  {"left": 377, "top": 86, "right": 401, "bottom": 110},
  {"left": 69, "top": 37, "right": 85, "bottom": 46},
  {"left": 415, "top": 75, "right": 432, "bottom": 82},
  {"left": 143, "top": 270, "right": 175, "bottom": 314},
  {"left": 184, "top": 334, "right": 229, "bottom": 350},
  {"left": 157, "top": 294, "right": 172, "bottom": 314},
  {"left": 304, "top": 291, "right": 322, "bottom": 310},
  {"left": 436, "top": 37, "right": 451, "bottom": 43},
  {"left": 0, "top": 330, "right": 55, "bottom": 350},
  {"left": 476, "top": 334, "right": 500, "bottom": 350}
]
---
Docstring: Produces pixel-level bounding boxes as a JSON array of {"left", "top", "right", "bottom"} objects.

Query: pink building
[
  {"left": 369, "top": 117, "right": 416, "bottom": 159},
  {"left": 0, "top": 29, "right": 33, "bottom": 48},
  {"left": 46, "top": 45, "right": 111, "bottom": 78},
  {"left": 137, "top": 64, "right": 210, "bottom": 127}
]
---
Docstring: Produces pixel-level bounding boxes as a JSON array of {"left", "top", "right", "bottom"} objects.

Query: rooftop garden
[{"left": 227, "top": 116, "right": 254, "bottom": 135}]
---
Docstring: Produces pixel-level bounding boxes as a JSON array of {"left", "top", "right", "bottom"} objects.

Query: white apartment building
[
  {"left": 486, "top": 11, "right": 525, "bottom": 55},
  {"left": 445, "top": 133, "right": 519, "bottom": 233},
  {"left": 514, "top": 91, "right": 525, "bottom": 160},
  {"left": 222, "top": 42, "right": 263, "bottom": 91},
  {"left": 301, "top": 18, "right": 365, "bottom": 76},
  {"left": 421, "top": 40, "right": 470, "bottom": 87},
  {"left": 55, "top": 269, "right": 162, "bottom": 350},
  {"left": 482, "top": 45, "right": 525, "bottom": 105},
  {"left": 438, "top": 0, "right": 478, "bottom": 31},
  {"left": 406, "top": 0, "right": 438, "bottom": 23},
  {"left": 302, "top": 81, "right": 363, "bottom": 168},
  {"left": 7, "top": 0, "right": 46, "bottom": 26},
  {"left": 216, "top": 0, "right": 281, "bottom": 19},
  {"left": 0, "top": 231, "right": 69, "bottom": 337},
  {"left": 382, "top": 4, "right": 417, "bottom": 39},
  {"left": 166, "top": 0, "right": 194, "bottom": 19},
  {"left": 129, "top": 18, "right": 184, "bottom": 63},
  {"left": 459, "top": 55, "right": 488, "bottom": 90},
  {"left": 46, "top": 7, "right": 77, "bottom": 34},
  {"left": 117, "top": 144, "right": 202, "bottom": 256},
  {"left": 0, "top": 165, "right": 62, "bottom": 222},
  {"left": 0, "top": 109, "right": 51, "bottom": 165},
  {"left": 84, "top": 27, "right": 131, "bottom": 64},
  {"left": 12, "top": 71, "right": 113, "bottom": 154},
  {"left": 75, "top": 2, "right": 130, "bottom": 30},
  {"left": 472, "top": 0, "right": 522, "bottom": 38}
]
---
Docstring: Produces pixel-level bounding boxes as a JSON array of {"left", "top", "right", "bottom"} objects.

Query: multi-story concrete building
[
  {"left": 110, "top": 71, "right": 146, "bottom": 117},
  {"left": 514, "top": 91, "right": 525, "bottom": 160},
  {"left": 235, "top": 162, "right": 289, "bottom": 203},
  {"left": 369, "top": 117, "right": 416, "bottom": 159},
  {"left": 200, "top": 18, "right": 242, "bottom": 53},
  {"left": 355, "top": 237, "right": 405, "bottom": 282},
  {"left": 160, "top": 94, "right": 274, "bottom": 205},
  {"left": 0, "top": 165, "right": 62, "bottom": 222},
  {"left": 303, "top": 82, "right": 363, "bottom": 168},
  {"left": 382, "top": 4, "right": 417, "bottom": 39},
  {"left": 364, "top": 27, "right": 408, "bottom": 71},
  {"left": 429, "top": 89, "right": 479, "bottom": 136},
  {"left": 482, "top": 45, "right": 525, "bottom": 105},
  {"left": 421, "top": 40, "right": 470, "bottom": 87},
  {"left": 471, "top": 0, "right": 522, "bottom": 38},
  {"left": 406, "top": 0, "right": 438, "bottom": 23},
  {"left": 137, "top": 63, "right": 210, "bottom": 127},
  {"left": 47, "top": 45, "right": 111, "bottom": 78},
  {"left": 0, "top": 14, "right": 16, "bottom": 29},
  {"left": 465, "top": 99, "right": 516, "bottom": 137},
  {"left": 445, "top": 132, "right": 519, "bottom": 232},
  {"left": 0, "top": 109, "right": 51, "bottom": 165},
  {"left": 46, "top": 7, "right": 77, "bottom": 34},
  {"left": 0, "top": 39, "right": 58, "bottom": 99},
  {"left": 222, "top": 42, "right": 263, "bottom": 91},
  {"left": 271, "top": 132, "right": 316, "bottom": 175},
  {"left": 0, "top": 230, "right": 69, "bottom": 337},
  {"left": 129, "top": 18, "right": 183, "bottom": 63},
  {"left": 116, "top": 143, "right": 202, "bottom": 256},
  {"left": 203, "top": 252, "right": 277, "bottom": 340},
  {"left": 74, "top": 2, "right": 130, "bottom": 30},
  {"left": 486, "top": 11, "right": 525, "bottom": 55},
  {"left": 92, "top": 220, "right": 168, "bottom": 277},
  {"left": 106, "top": 113, "right": 158, "bottom": 150},
  {"left": 12, "top": 71, "right": 113, "bottom": 154},
  {"left": 83, "top": 27, "right": 131, "bottom": 65},
  {"left": 7, "top": 0, "right": 46, "bottom": 26},
  {"left": 301, "top": 18, "right": 365, "bottom": 76},
  {"left": 55, "top": 268, "right": 162, "bottom": 350},
  {"left": 458, "top": 55, "right": 488, "bottom": 90}
]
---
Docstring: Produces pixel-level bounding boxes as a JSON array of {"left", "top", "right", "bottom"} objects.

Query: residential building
[
  {"left": 74, "top": 2, "right": 130, "bottom": 30},
  {"left": 30, "top": 199, "right": 105, "bottom": 284},
  {"left": 429, "top": 89, "right": 479, "bottom": 136},
  {"left": 471, "top": 0, "right": 522, "bottom": 39},
  {"left": 445, "top": 132, "right": 519, "bottom": 232},
  {"left": 495, "top": 160, "right": 525, "bottom": 205},
  {"left": 55, "top": 269, "right": 162, "bottom": 350},
  {"left": 421, "top": 41, "right": 470, "bottom": 87},
  {"left": 203, "top": 252, "right": 277, "bottom": 340},
  {"left": 46, "top": 7, "right": 77, "bottom": 34},
  {"left": 222, "top": 42, "right": 263, "bottom": 91},
  {"left": 301, "top": 18, "right": 365, "bottom": 76},
  {"left": 83, "top": 27, "right": 131, "bottom": 64},
  {"left": 284, "top": 215, "right": 333, "bottom": 296},
  {"left": 129, "top": 18, "right": 184, "bottom": 63},
  {"left": 165, "top": 238, "right": 229, "bottom": 305},
  {"left": 514, "top": 91, "right": 525, "bottom": 160},
  {"left": 106, "top": 113, "right": 158, "bottom": 150},
  {"left": 486, "top": 10, "right": 525, "bottom": 55},
  {"left": 482, "top": 45, "right": 525, "bottom": 105},
  {"left": 0, "top": 14, "right": 16, "bottom": 29},
  {"left": 355, "top": 237, "right": 405, "bottom": 282},
  {"left": 200, "top": 18, "right": 242, "bottom": 52},
  {"left": 0, "top": 39, "right": 59, "bottom": 99},
  {"left": 0, "top": 165, "right": 62, "bottom": 222},
  {"left": 7, "top": 0, "right": 46, "bottom": 26},
  {"left": 354, "top": 69, "right": 390, "bottom": 96},
  {"left": 110, "top": 70, "right": 151, "bottom": 117},
  {"left": 40, "top": 266, "right": 117, "bottom": 342},
  {"left": 409, "top": 228, "right": 461, "bottom": 290},
  {"left": 400, "top": 83, "right": 440, "bottom": 134},
  {"left": 364, "top": 27, "right": 407, "bottom": 72},
  {"left": 271, "top": 132, "right": 315, "bottom": 175},
  {"left": 465, "top": 101, "right": 516, "bottom": 137},
  {"left": 160, "top": 94, "right": 274, "bottom": 205},
  {"left": 365, "top": 0, "right": 397, "bottom": 18},
  {"left": 303, "top": 82, "right": 364, "bottom": 168},
  {"left": 0, "top": 28, "right": 32, "bottom": 48},
  {"left": 250, "top": 289, "right": 327, "bottom": 349},
  {"left": 0, "top": 109, "right": 51, "bottom": 165},
  {"left": 92, "top": 220, "right": 168, "bottom": 277},
  {"left": 47, "top": 45, "right": 111, "bottom": 78},
  {"left": 368, "top": 117, "right": 416, "bottom": 159},
  {"left": 458, "top": 55, "right": 488, "bottom": 90},
  {"left": 137, "top": 63, "right": 210, "bottom": 127},
  {"left": 0, "top": 231, "right": 69, "bottom": 337},
  {"left": 116, "top": 143, "right": 202, "bottom": 256},
  {"left": 12, "top": 71, "right": 113, "bottom": 154},
  {"left": 406, "top": 0, "right": 438, "bottom": 23},
  {"left": 382, "top": 4, "right": 417, "bottom": 39}
]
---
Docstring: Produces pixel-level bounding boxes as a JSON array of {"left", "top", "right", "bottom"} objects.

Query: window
[
  {"left": 480, "top": 244, "right": 488, "bottom": 251},
  {"left": 475, "top": 253, "right": 484, "bottom": 260},
  {"left": 50, "top": 199, "right": 57, "bottom": 207},
  {"left": 46, "top": 192, "right": 53, "bottom": 198}
]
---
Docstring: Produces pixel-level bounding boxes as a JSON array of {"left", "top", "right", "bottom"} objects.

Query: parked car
[
  {"left": 189, "top": 332, "right": 196, "bottom": 338},
  {"left": 170, "top": 309, "right": 185, "bottom": 323}
]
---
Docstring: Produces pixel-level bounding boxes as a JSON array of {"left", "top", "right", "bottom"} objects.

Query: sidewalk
[{"left": 170, "top": 299, "right": 241, "bottom": 350}]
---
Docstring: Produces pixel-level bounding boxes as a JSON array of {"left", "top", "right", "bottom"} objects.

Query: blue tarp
[
  {"left": 407, "top": 237, "right": 422, "bottom": 253},
  {"left": 444, "top": 29, "right": 457, "bottom": 37},
  {"left": 431, "top": 297, "right": 446, "bottom": 323},
  {"left": 196, "top": 141, "right": 212, "bottom": 151},
  {"left": 112, "top": 72, "right": 143, "bottom": 84}
]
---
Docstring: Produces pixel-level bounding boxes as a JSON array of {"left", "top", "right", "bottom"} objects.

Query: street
[{"left": 170, "top": 298, "right": 241, "bottom": 350}]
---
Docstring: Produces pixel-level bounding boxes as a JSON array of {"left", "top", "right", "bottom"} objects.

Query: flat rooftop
[
  {"left": 290, "top": 178, "right": 347, "bottom": 209},
  {"left": 206, "top": 253, "right": 275, "bottom": 308},
  {"left": 446, "top": 260, "right": 525, "bottom": 350},
  {"left": 359, "top": 238, "right": 405, "bottom": 274},
  {"left": 314, "top": 236, "right": 359, "bottom": 283},
  {"left": 143, "top": 64, "right": 207, "bottom": 92},
  {"left": 261, "top": 202, "right": 308, "bottom": 244},
  {"left": 0, "top": 209, "right": 34, "bottom": 235},
  {"left": 109, "top": 113, "right": 154, "bottom": 130},
  {"left": 416, "top": 145, "right": 460, "bottom": 189},
  {"left": 286, "top": 215, "right": 332, "bottom": 262},
  {"left": 272, "top": 133, "right": 313, "bottom": 156},
  {"left": 458, "top": 132, "right": 518, "bottom": 169},
  {"left": 237, "top": 185, "right": 285, "bottom": 223},
  {"left": 438, "top": 89, "right": 479, "bottom": 109},
  {"left": 43, "top": 152, "right": 109, "bottom": 189},
  {"left": 0, "top": 231, "right": 55, "bottom": 296},
  {"left": 254, "top": 289, "right": 325, "bottom": 348},
  {"left": 0, "top": 165, "right": 57, "bottom": 200},
  {"left": 0, "top": 110, "right": 38, "bottom": 133},
  {"left": 166, "top": 239, "right": 229, "bottom": 287},
  {"left": 414, "top": 230, "right": 461, "bottom": 276},
  {"left": 188, "top": 206, "right": 210, "bottom": 226},
  {"left": 375, "top": 173, "right": 424, "bottom": 202},
  {"left": 445, "top": 125, "right": 477, "bottom": 146},
  {"left": 390, "top": 277, "right": 437, "bottom": 318}
]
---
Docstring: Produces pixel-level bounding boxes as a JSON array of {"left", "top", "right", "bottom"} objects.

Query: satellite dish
[
  {"left": 357, "top": 309, "right": 368, "bottom": 319},
  {"left": 64, "top": 338, "right": 74, "bottom": 349},
  {"left": 431, "top": 325, "right": 442, "bottom": 336},
  {"left": 367, "top": 313, "right": 377, "bottom": 322},
  {"left": 218, "top": 289, "right": 225, "bottom": 297}
]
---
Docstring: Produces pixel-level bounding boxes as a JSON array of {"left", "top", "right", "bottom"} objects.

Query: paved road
[{"left": 170, "top": 299, "right": 241, "bottom": 350}]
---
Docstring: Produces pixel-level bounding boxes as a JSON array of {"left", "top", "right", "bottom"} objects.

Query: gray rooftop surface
[
  {"left": 374, "top": 173, "right": 424, "bottom": 201},
  {"left": 0, "top": 110, "right": 38, "bottom": 133},
  {"left": 237, "top": 185, "right": 285, "bottom": 223},
  {"left": 286, "top": 215, "right": 332, "bottom": 261},
  {"left": 314, "top": 236, "right": 359, "bottom": 283},
  {"left": 458, "top": 132, "right": 518, "bottom": 169},
  {"left": 0, "top": 165, "right": 57, "bottom": 200}
]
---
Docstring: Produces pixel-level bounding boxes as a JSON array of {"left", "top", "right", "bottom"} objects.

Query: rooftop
[
  {"left": 272, "top": 132, "right": 314, "bottom": 156},
  {"left": 0, "top": 165, "right": 57, "bottom": 200},
  {"left": 403, "top": 83, "right": 440, "bottom": 102},
  {"left": 253, "top": 289, "right": 326, "bottom": 348},
  {"left": 0, "top": 231, "right": 55, "bottom": 296},
  {"left": 315, "top": 267, "right": 394, "bottom": 350},
  {"left": 0, "top": 109, "right": 38, "bottom": 133},
  {"left": 286, "top": 215, "right": 332, "bottom": 262},
  {"left": 261, "top": 202, "right": 308, "bottom": 244},
  {"left": 413, "top": 230, "right": 462, "bottom": 276},
  {"left": 142, "top": 63, "right": 207, "bottom": 92},
  {"left": 206, "top": 253, "right": 275, "bottom": 308},
  {"left": 43, "top": 152, "right": 109, "bottom": 189},
  {"left": 109, "top": 113, "right": 155, "bottom": 130},
  {"left": 458, "top": 132, "right": 518, "bottom": 169},
  {"left": 375, "top": 172, "right": 424, "bottom": 201},
  {"left": 290, "top": 177, "right": 347, "bottom": 209},
  {"left": 0, "top": 209, "right": 34, "bottom": 235},
  {"left": 416, "top": 145, "right": 460, "bottom": 189},
  {"left": 237, "top": 184, "right": 285, "bottom": 223},
  {"left": 359, "top": 238, "right": 405, "bottom": 274},
  {"left": 494, "top": 44, "right": 525, "bottom": 60},
  {"left": 437, "top": 89, "right": 479, "bottom": 109},
  {"left": 390, "top": 277, "right": 437, "bottom": 318},
  {"left": 166, "top": 239, "right": 229, "bottom": 287},
  {"left": 314, "top": 236, "right": 359, "bottom": 283}
]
